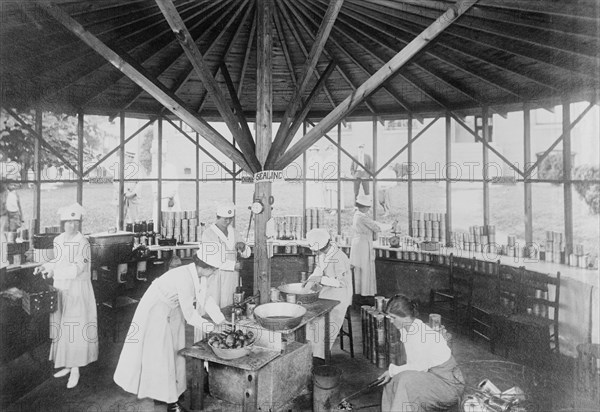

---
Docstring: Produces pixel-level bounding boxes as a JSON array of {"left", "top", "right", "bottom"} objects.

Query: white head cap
[
  {"left": 196, "top": 241, "right": 226, "bottom": 269},
  {"left": 216, "top": 203, "right": 235, "bottom": 218},
  {"left": 59, "top": 203, "right": 85, "bottom": 221},
  {"left": 306, "top": 228, "right": 331, "bottom": 251},
  {"left": 356, "top": 193, "right": 372, "bottom": 207}
]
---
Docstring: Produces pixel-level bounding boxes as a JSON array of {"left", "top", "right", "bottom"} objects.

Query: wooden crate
[
  {"left": 22, "top": 285, "right": 58, "bottom": 315},
  {"left": 209, "top": 341, "right": 312, "bottom": 410}
]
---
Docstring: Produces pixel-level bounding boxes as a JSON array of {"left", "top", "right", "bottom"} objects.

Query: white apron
[
  {"left": 45, "top": 232, "right": 98, "bottom": 368},
  {"left": 114, "top": 264, "right": 221, "bottom": 403},
  {"left": 307, "top": 244, "right": 353, "bottom": 359}
]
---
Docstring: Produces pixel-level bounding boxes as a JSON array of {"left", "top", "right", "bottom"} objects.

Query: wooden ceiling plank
[
  {"left": 265, "top": 0, "right": 344, "bottom": 168},
  {"left": 475, "top": 0, "right": 599, "bottom": 20},
  {"left": 191, "top": 1, "right": 255, "bottom": 112},
  {"left": 85, "top": 0, "right": 235, "bottom": 111},
  {"left": 274, "top": 0, "right": 480, "bottom": 169},
  {"left": 395, "top": 0, "right": 599, "bottom": 45},
  {"left": 273, "top": 4, "right": 337, "bottom": 111},
  {"left": 236, "top": 8, "right": 257, "bottom": 100},
  {"left": 38, "top": 2, "right": 254, "bottom": 173},
  {"left": 367, "top": 0, "right": 598, "bottom": 81},
  {"left": 343, "top": 0, "right": 523, "bottom": 99},
  {"left": 358, "top": 0, "right": 561, "bottom": 93},
  {"left": 155, "top": 0, "right": 260, "bottom": 171},
  {"left": 285, "top": 0, "right": 419, "bottom": 119},
  {"left": 30, "top": 0, "right": 211, "bottom": 106},
  {"left": 319, "top": 0, "right": 484, "bottom": 106},
  {"left": 270, "top": 60, "right": 337, "bottom": 166},
  {"left": 220, "top": 62, "right": 254, "bottom": 151},
  {"left": 277, "top": 0, "right": 382, "bottom": 120}
]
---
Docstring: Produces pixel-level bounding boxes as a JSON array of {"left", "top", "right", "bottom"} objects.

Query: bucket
[{"left": 313, "top": 365, "right": 342, "bottom": 411}]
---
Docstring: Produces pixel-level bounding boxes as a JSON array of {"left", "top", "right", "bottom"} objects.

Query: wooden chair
[
  {"left": 506, "top": 271, "right": 561, "bottom": 361},
  {"left": 429, "top": 254, "right": 475, "bottom": 334}
]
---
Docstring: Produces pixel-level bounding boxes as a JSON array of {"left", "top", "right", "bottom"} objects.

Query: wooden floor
[{"left": 5, "top": 304, "right": 582, "bottom": 411}]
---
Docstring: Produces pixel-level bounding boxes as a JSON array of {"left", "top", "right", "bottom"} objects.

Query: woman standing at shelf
[
  {"left": 349, "top": 193, "right": 381, "bottom": 301},
  {"left": 378, "top": 295, "right": 464, "bottom": 410},
  {"left": 304, "top": 228, "right": 353, "bottom": 360},
  {"left": 114, "top": 245, "right": 227, "bottom": 412},
  {"left": 34, "top": 203, "right": 98, "bottom": 389}
]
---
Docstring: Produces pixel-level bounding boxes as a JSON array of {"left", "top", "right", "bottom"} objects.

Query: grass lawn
[{"left": 15, "top": 180, "right": 599, "bottom": 260}]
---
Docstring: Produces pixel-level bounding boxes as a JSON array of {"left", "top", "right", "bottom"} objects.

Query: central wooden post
[{"left": 254, "top": 0, "right": 273, "bottom": 304}]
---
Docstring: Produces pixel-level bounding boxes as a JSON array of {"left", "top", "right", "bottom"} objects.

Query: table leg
[
  {"left": 242, "top": 371, "right": 258, "bottom": 412},
  {"left": 189, "top": 358, "right": 205, "bottom": 411},
  {"left": 324, "top": 312, "right": 331, "bottom": 363}
]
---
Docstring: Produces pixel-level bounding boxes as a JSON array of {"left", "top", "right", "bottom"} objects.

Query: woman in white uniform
[
  {"left": 349, "top": 193, "right": 381, "bottom": 299},
  {"left": 34, "top": 203, "right": 98, "bottom": 389},
  {"left": 113, "top": 245, "right": 227, "bottom": 412},
  {"left": 304, "top": 228, "right": 353, "bottom": 360},
  {"left": 378, "top": 295, "right": 464, "bottom": 411},
  {"left": 201, "top": 203, "right": 251, "bottom": 307}
]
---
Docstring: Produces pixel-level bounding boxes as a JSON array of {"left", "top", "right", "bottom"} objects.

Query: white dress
[
  {"left": 306, "top": 243, "right": 353, "bottom": 359},
  {"left": 44, "top": 232, "right": 98, "bottom": 368},
  {"left": 349, "top": 210, "right": 381, "bottom": 296},
  {"left": 113, "top": 263, "right": 223, "bottom": 403}
]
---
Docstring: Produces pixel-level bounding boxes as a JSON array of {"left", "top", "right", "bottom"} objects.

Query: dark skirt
[{"left": 381, "top": 356, "right": 464, "bottom": 411}]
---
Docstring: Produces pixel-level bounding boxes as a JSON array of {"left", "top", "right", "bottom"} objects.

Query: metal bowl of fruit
[{"left": 207, "top": 330, "right": 255, "bottom": 360}]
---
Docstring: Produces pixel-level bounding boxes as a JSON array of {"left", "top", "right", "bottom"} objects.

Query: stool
[
  {"left": 339, "top": 307, "right": 354, "bottom": 357},
  {"left": 575, "top": 343, "right": 600, "bottom": 408},
  {"left": 98, "top": 295, "right": 138, "bottom": 342}
]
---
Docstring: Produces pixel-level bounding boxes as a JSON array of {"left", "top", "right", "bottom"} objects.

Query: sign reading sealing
[{"left": 254, "top": 170, "right": 285, "bottom": 183}]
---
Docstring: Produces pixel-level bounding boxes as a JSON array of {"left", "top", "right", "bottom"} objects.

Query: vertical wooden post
[
  {"left": 157, "top": 117, "right": 163, "bottom": 230},
  {"left": 303, "top": 123, "right": 307, "bottom": 238},
  {"left": 523, "top": 105, "right": 533, "bottom": 244},
  {"left": 254, "top": 0, "right": 273, "bottom": 304},
  {"left": 372, "top": 116, "right": 378, "bottom": 220},
  {"left": 337, "top": 123, "right": 342, "bottom": 235},
  {"left": 232, "top": 140, "right": 237, "bottom": 227},
  {"left": 196, "top": 132, "right": 200, "bottom": 227},
  {"left": 562, "top": 99, "right": 573, "bottom": 256},
  {"left": 34, "top": 109, "right": 42, "bottom": 234},
  {"left": 407, "top": 115, "right": 414, "bottom": 236},
  {"left": 482, "top": 107, "right": 490, "bottom": 227},
  {"left": 118, "top": 112, "right": 126, "bottom": 230},
  {"left": 445, "top": 113, "right": 452, "bottom": 246},
  {"left": 77, "top": 111, "right": 84, "bottom": 206}
]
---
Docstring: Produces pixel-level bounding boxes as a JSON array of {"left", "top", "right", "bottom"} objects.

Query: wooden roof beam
[
  {"left": 359, "top": 0, "right": 560, "bottom": 93},
  {"left": 286, "top": 0, "right": 421, "bottom": 121},
  {"left": 32, "top": 1, "right": 214, "bottom": 108},
  {"left": 272, "top": 4, "right": 337, "bottom": 110},
  {"left": 366, "top": 0, "right": 598, "bottom": 82},
  {"left": 87, "top": 0, "right": 239, "bottom": 112},
  {"left": 396, "top": 1, "right": 598, "bottom": 58},
  {"left": 344, "top": 0, "right": 523, "bottom": 100},
  {"left": 220, "top": 62, "right": 254, "bottom": 154},
  {"left": 274, "top": 0, "right": 480, "bottom": 169},
  {"left": 265, "top": 0, "right": 344, "bottom": 168},
  {"left": 39, "top": 2, "right": 255, "bottom": 174},
  {"left": 331, "top": 0, "right": 508, "bottom": 117},
  {"left": 193, "top": 1, "right": 255, "bottom": 112},
  {"left": 268, "top": 61, "right": 337, "bottom": 167},
  {"left": 156, "top": 0, "right": 260, "bottom": 172},
  {"left": 277, "top": 0, "right": 383, "bottom": 122},
  {"left": 236, "top": 9, "right": 257, "bottom": 99}
]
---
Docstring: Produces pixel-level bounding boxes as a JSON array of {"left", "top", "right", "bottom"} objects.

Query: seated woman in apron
[
  {"left": 378, "top": 295, "right": 464, "bottom": 411},
  {"left": 304, "top": 228, "right": 353, "bottom": 360}
]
